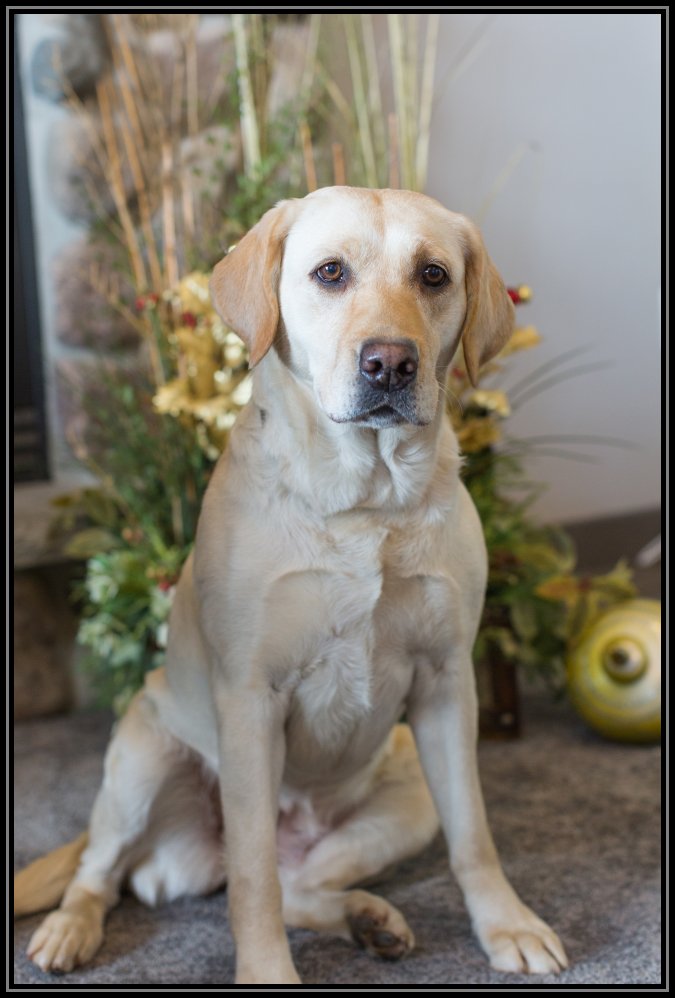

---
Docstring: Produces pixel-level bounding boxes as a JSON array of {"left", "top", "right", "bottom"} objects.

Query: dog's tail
[{"left": 14, "top": 832, "right": 88, "bottom": 918}]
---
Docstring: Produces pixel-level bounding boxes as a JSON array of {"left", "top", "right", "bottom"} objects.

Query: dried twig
[
  {"left": 299, "top": 120, "right": 317, "bottom": 192},
  {"left": 331, "top": 142, "right": 346, "bottom": 186},
  {"left": 86, "top": 264, "right": 148, "bottom": 338},
  {"left": 116, "top": 95, "right": 163, "bottom": 292},
  {"left": 388, "top": 113, "right": 399, "bottom": 190},
  {"left": 97, "top": 78, "right": 147, "bottom": 289}
]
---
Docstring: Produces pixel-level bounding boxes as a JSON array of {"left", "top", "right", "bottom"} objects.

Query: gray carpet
[{"left": 13, "top": 694, "right": 661, "bottom": 987}]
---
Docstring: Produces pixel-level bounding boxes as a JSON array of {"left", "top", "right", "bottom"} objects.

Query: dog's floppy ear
[
  {"left": 210, "top": 199, "right": 299, "bottom": 368},
  {"left": 458, "top": 218, "right": 515, "bottom": 386}
]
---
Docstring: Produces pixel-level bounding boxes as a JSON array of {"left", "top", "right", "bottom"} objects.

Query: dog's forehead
[{"left": 285, "top": 188, "right": 467, "bottom": 269}]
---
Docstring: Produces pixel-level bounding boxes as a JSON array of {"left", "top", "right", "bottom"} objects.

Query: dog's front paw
[
  {"left": 477, "top": 905, "right": 568, "bottom": 975},
  {"left": 27, "top": 910, "right": 103, "bottom": 973},
  {"left": 346, "top": 891, "right": 415, "bottom": 961}
]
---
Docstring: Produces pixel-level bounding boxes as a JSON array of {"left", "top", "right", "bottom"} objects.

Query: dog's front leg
[
  {"left": 213, "top": 681, "right": 301, "bottom": 985},
  {"left": 408, "top": 656, "right": 568, "bottom": 975}
]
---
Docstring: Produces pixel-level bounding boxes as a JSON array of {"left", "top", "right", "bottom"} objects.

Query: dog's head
[{"left": 211, "top": 187, "right": 514, "bottom": 429}]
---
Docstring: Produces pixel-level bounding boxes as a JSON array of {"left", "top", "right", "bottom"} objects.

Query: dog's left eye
[
  {"left": 421, "top": 264, "right": 449, "bottom": 288},
  {"left": 315, "top": 261, "right": 344, "bottom": 284}
]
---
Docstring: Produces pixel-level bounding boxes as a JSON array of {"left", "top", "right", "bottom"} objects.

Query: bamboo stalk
[
  {"left": 388, "top": 112, "right": 400, "bottom": 189},
  {"left": 96, "top": 79, "right": 148, "bottom": 290},
  {"left": 185, "top": 20, "right": 199, "bottom": 136},
  {"left": 404, "top": 13, "right": 419, "bottom": 188},
  {"left": 320, "top": 72, "right": 355, "bottom": 129},
  {"left": 109, "top": 15, "right": 149, "bottom": 133},
  {"left": 161, "top": 141, "right": 179, "bottom": 292},
  {"left": 115, "top": 14, "right": 166, "bottom": 154},
  {"left": 249, "top": 13, "right": 268, "bottom": 153},
  {"left": 361, "top": 14, "right": 386, "bottom": 186},
  {"left": 107, "top": 14, "right": 167, "bottom": 255},
  {"left": 58, "top": 59, "right": 123, "bottom": 229},
  {"left": 299, "top": 120, "right": 317, "bottom": 192},
  {"left": 170, "top": 39, "right": 185, "bottom": 138},
  {"left": 233, "top": 13, "right": 261, "bottom": 176},
  {"left": 116, "top": 99, "right": 163, "bottom": 292},
  {"left": 415, "top": 13, "right": 440, "bottom": 191},
  {"left": 181, "top": 167, "right": 195, "bottom": 246},
  {"left": 387, "top": 14, "right": 412, "bottom": 189},
  {"left": 183, "top": 23, "right": 198, "bottom": 246},
  {"left": 343, "top": 14, "right": 378, "bottom": 187},
  {"left": 300, "top": 13, "right": 322, "bottom": 98},
  {"left": 169, "top": 46, "right": 187, "bottom": 275},
  {"left": 112, "top": 47, "right": 161, "bottom": 215},
  {"left": 332, "top": 142, "right": 346, "bottom": 186},
  {"left": 110, "top": 23, "right": 153, "bottom": 161}
]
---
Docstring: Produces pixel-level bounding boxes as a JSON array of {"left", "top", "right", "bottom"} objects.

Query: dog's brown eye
[
  {"left": 316, "top": 261, "right": 343, "bottom": 284},
  {"left": 421, "top": 264, "right": 449, "bottom": 288}
]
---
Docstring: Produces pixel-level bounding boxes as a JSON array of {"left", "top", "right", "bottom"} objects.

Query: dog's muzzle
[{"left": 340, "top": 339, "right": 420, "bottom": 427}]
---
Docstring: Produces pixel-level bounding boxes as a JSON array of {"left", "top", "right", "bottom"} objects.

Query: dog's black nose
[{"left": 359, "top": 340, "right": 418, "bottom": 392}]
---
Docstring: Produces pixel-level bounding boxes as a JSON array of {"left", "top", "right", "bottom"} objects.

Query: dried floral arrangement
[{"left": 47, "top": 13, "right": 634, "bottom": 714}]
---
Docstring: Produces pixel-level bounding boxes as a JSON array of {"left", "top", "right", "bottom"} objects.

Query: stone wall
[
  {"left": 15, "top": 13, "right": 311, "bottom": 717},
  {"left": 22, "top": 12, "right": 310, "bottom": 464}
]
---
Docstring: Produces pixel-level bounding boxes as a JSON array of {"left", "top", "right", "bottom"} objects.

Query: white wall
[{"left": 426, "top": 12, "right": 661, "bottom": 523}]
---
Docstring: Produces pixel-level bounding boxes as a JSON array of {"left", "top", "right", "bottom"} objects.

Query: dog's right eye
[{"left": 315, "top": 261, "right": 344, "bottom": 284}]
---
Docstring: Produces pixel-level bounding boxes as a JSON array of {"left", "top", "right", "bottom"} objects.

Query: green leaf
[
  {"left": 510, "top": 601, "right": 538, "bottom": 642},
  {"left": 589, "top": 559, "right": 637, "bottom": 600},
  {"left": 481, "top": 626, "right": 520, "bottom": 660},
  {"left": 64, "top": 528, "right": 122, "bottom": 559},
  {"left": 512, "top": 539, "right": 573, "bottom": 575},
  {"left": 80, "top": 489, "right": 122, "bottom": 529},
  {"left": 568, "top": 593, "right": 593, "bottom": 643},
  {"left": 535, "top": 574, "right": 581, "bottom": 606},
  {"left": 51, "top": 493, "right": 82, "bottom": 509}
]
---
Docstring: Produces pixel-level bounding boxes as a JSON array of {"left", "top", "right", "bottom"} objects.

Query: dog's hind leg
[
  {"left": 25, "top": 684, "right": 211, "bottom": 974},
  {"left": 280, "top": 725, "right": 439, "bottom": 960}
]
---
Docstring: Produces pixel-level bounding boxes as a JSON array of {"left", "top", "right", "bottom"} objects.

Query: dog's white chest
[
  {"left": 268, "top": 561, "right": 382, "bottom": 738},
  {"left": 267, "top": 518, "right": 454, "bottom": 769}
]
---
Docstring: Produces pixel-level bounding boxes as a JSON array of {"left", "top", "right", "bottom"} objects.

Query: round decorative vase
[{"left": 566, "top": 599, "right": 661, "bottom": 743}]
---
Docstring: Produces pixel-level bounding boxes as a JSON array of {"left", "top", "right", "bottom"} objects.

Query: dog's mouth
[
  {"left": 325, "top": 384, "right": 430, "bottom": 428},
  {"left": 333, "top": 401, "right": 427, "bottom": 429},
  {"left": 351, "top": 405, "right": 407, "bottom": 428}
]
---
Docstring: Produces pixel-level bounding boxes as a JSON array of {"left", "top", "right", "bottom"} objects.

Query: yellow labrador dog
[{"left": 15, "top": 187, "right": 567, "bottom": 984}]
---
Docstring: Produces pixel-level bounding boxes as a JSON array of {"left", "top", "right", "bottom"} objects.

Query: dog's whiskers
[{"left": 437, "top": 378, "right": 464, "bottom": 416}]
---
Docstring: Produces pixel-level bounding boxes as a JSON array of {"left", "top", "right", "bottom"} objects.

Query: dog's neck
[{"left": 244, "top": 352, "right": 462, "bottom": 519}]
